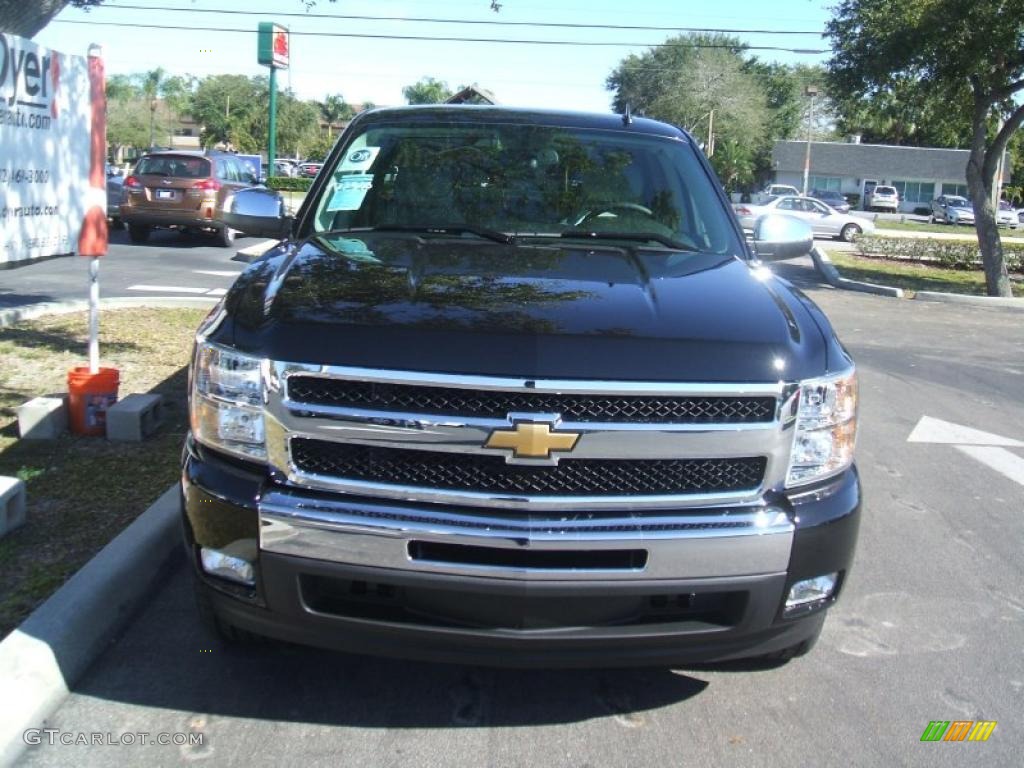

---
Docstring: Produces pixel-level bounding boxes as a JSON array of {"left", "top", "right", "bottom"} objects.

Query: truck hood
[{"left": 222, "top": 234, "right": 829, "bottom": 382}]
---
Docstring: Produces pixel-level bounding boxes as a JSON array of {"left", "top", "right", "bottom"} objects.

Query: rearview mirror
[
  {"left": 752, "top": 214, "right": 813, "bottom": 261},
  {"left": 223, "top": 188, "right": 292, "bottom": 239}
]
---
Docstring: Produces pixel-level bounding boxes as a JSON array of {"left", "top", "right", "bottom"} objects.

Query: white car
[
  {"left": 866, "top": 185, "right": 899, "bottom": 212},
  {"left": 996, "top": 200, "right": 1018, "bottom": 229},
  {"left": 734, "top": 195, "right": 876, "bottom": 242}
]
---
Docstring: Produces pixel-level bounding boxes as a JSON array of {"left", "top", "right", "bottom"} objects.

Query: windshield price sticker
[{"left": 326, "top": 173, "right": 374, "bottom": 212}]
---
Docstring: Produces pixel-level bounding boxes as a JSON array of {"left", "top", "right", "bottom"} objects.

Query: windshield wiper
[
  {"left": 316, "top": 224, "right": 514, "bottom": 245},
  {"left": 558, "top": 229, "right": 697, "bottom": 251}
]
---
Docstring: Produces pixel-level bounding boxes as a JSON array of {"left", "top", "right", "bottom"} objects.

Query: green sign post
[{"left": 257, "top": 22, "right": 289, "bottom": 178}]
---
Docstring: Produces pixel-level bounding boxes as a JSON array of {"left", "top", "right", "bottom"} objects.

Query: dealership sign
[
  {"left": 257, "top": 23, "right": 289, "bottom": 69},
  {"left": 0, "top": 33, "right": 106, "bottom": 264}
]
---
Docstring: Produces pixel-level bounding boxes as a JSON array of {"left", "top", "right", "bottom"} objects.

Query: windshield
[
  {"left": 947, "top": 196, "right": 970, "bottom": 207},
  {"left": 311, "top": 120, "right": 741, "bottom": 254},
  {"left": 875, "top": 186, "right": 896, "bottom": 195}
]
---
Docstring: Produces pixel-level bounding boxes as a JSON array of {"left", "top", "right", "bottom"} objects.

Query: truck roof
[{"left": 353, "top": 104, "right": 691, "bottom": 141}]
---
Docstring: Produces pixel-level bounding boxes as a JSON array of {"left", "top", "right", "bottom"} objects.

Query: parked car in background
[
  {"left": 734, "top": 195, "right": 875, "bottom": 242},
  {"left": 119, "top": 150, "right": 258, "bottom": 247},
  {"left": 996, "top": 200, "right": 1018, "bottom": 229},
  {"left": 299, "top": 160, "right": 324, "bottom": 178},
  {"left": 865, "top": 185, "right": 898, "bottom": 212},
  {"left": 930, "top": 195, "right": 975, "bottom": 225},
  {"left": 810, "top": 189, "right": 851, "bottom": 214},
  {"left": 106, "top": 172, "right": 124, "bottom": 230},
  {"left": 752, "top": 183, "right": 801, "bottom": 204},
  {"left": 274, "top": 159, "right": 298, "bottom": 177}
]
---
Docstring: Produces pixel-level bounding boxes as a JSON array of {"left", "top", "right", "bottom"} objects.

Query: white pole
[{"left": 88, "top": 256, "right": 99, "bottom": 373}]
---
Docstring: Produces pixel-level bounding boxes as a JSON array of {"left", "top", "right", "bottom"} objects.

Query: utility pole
[
  {"left": 802, "top": 85, "right": 818, "bottom": 196},
  {"left": 707, "top": 109, "right": 715, "bottom": 158}
]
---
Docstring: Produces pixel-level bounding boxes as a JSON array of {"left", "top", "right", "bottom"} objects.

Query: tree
[
  {"left": 190, "top": 75, "right": 265, "bottom": 151},
  {"left": 403, "top": 77, "right": 453, "bottom": 105},
  {"left": 826, "top": 0, "right": 1024, "bottom": 297},
  {"left": 607, "top": 34, "right": 768, "bottom": 190}
]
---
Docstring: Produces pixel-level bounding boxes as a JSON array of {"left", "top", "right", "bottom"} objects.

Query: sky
[{"left": 36, "top": 0, "right": 834, "bottom": 112}]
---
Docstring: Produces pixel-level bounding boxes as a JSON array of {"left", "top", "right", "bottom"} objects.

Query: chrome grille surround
[{"left": 263, "top": 363, "right": 800, "bottom": 512}]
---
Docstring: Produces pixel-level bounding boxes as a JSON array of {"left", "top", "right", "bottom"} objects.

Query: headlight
[
  {"left": 786, "top": 369, "right": 858, "bottom": 487},
  {"left": 190, "top": 341, "right": 267, "bottom": 461}
]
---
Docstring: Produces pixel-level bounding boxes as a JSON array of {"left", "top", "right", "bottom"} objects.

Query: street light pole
[{"left": 802, "top": 85, "right": 818, "bottom": 196}]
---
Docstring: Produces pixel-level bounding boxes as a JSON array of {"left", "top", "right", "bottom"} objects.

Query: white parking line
[
  {"left": 193, "top": 270, "right": 242, "bottom": 277},
  {"left": 127, "top": 285, "right": 209, "bottom": 294},
  {"left": 206, "top": 288, "right": 227, "bottom": 297},
  {"left": 192, "top": 268, "right": 241, "bottom": 278}
]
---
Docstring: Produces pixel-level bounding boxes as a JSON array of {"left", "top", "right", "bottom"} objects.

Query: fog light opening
[
  {"left": 200, "top": 546, "right": 255, "bottom": 586},
  {"left": 784, "top": 572, "right": 837, "bottom": 616}
]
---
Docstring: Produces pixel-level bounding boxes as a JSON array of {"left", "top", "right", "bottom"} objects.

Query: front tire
[
  {"left": 127, "top": 223, "right": 150, "bottom": 243},
  {"left": 840, "top": 223, "right": 861, "bottom": 242}
]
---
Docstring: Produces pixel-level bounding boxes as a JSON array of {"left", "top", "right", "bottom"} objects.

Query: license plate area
[{"left": 155, "top": 188, "right": 177, "bottom": 200}]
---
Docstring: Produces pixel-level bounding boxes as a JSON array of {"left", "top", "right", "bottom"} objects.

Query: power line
[
  {"left": 97, "top": 4, "right": 826, "bottom": 36},
  {"left": 53, "top": 19, "right": 830, "bottom": 53}
]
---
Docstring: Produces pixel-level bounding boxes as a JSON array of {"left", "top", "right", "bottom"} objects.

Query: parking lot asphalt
[{"left": 10, "top": 253, "right": 1024, "bottom": 767}]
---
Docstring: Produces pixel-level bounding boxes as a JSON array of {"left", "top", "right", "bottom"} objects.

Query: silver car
[
  {"left": 931, "top": 195, "right": 974, "bottom": 225},
  {"left": 734, "top": 195, "right": 876, "bottom": 242}
]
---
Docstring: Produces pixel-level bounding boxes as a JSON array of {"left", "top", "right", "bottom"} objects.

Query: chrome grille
[
  {"left": 286, "top": 376, "right": 776, "bottom": 424},
  {"left": 291, "top": 439, "right": 767, "bottom": 497}
]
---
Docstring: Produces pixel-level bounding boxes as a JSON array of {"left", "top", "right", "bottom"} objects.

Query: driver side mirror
[
  {"left": 222, "top": 187, "right": 292, "bottom": 239},
  {"left": 751, "top": 214, "right": 813, "bottom": 261}
]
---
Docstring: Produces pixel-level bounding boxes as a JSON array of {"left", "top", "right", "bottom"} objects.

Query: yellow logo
[{"left": 484, "top": 422, "right": 580, "bottom": 459}]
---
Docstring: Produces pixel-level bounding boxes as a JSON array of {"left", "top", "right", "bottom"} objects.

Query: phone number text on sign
[{"left": 0, "top": 168, "right": 51, "bottom": 184}]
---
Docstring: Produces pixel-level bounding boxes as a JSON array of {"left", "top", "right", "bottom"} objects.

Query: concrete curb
[
  {"left": 814, "top": 247, "right": 1024, "bottom": 311},
  {"left": 0, "top": 485, "right": 181, "bottom": 767},
  {"left": 234, "top": 238, "right": 280, "bottom": 263},
  {"left": 0, "top": 296, "right": 218, "bottom": 328},
  {"left": 912, "top": 291, "right": 1024, "bottom": 311},
  {"left": 810, "top": 247, "right": 906, "bottom": 298}
]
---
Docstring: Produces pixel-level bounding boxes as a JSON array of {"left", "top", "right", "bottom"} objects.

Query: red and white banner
[{"left": 0, "top": 33, "right": 106, "bottom": 265}]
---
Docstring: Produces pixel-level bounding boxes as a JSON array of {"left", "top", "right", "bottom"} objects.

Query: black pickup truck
[{"left": 182, "top": 106, "right": 860, "bottom": 667}]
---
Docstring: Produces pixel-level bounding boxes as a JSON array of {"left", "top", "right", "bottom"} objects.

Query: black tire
[
  {"left": 215, "top": 225, "right": 237, "bottom": 248},
  {"left": 840, "top": 223, "right": 861, "bottom": 242},
  {"left": 109, "top": 217, "right": 124, "bottom": 231},
  {"left": 127, "top": 223, "right": 150, "bottom": 243}
]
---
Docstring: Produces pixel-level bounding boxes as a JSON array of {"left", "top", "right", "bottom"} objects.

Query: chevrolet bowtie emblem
[{"left": 484, "top": 422, "right": 580, "bottom": 459}]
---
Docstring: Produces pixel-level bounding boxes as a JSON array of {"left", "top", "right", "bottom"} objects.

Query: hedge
[
  {"left": 855, "top": 234, "right": 1024, "bottom": 273},
  {"left": 266, "top": 176, "right": 313, "bottom": 192}
]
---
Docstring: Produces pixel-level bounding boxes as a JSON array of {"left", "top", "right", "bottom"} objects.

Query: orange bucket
[{"left": 67, "top": 366, "right": 120, "bottom": 436}]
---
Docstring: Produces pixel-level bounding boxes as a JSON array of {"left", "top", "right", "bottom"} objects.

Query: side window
[
  {"left": 808, "top": 200, "right": 829, "bottom": 214},
  {"left": 776, "top": 198, "right": 797, "bottom": 211},
  {"left": 215, "top": 160, "right": 231, "bottom": 181}
]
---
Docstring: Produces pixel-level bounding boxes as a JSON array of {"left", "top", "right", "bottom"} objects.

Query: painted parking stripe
[
  {"left": 206, "top": 288, "right": 227, "bottom": 297},
  {"left": 127, "top": 285, "right": 209, "bottom": 294},
  {"left": 955, "top": 446, "right": 1024, "bottom": 488},
  {"left": 193, "top": 270, "right": 242, "bottom": 277}
]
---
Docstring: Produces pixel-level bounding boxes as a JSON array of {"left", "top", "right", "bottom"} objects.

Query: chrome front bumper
[{"left": 259, "top": 488, "right": 795, "bottom": 582}]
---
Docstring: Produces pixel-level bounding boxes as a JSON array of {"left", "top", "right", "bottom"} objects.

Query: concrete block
[
  {"left": 105, "top": 393, "right": 165, "bottom": 442},
  {"left": 16, "top": 395, "right": 68, "bottom": 440},
  {"left": 0, "top": 476, "right": 27, "bottom": 538}
]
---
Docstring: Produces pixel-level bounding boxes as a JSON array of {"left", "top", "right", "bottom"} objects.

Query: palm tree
[
  {"left": 139, "top": 67, "right": 167, "bottom": 149},
  {"left": 319, "top": 94, "right": 354, "bottom": 138}
]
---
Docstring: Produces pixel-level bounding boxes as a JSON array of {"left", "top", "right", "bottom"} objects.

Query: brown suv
[{"left": 120, "top": 151, "right": 256, "bottom": 247}]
